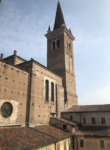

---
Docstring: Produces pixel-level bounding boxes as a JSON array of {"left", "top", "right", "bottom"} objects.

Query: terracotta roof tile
[
  {"left": 74, "top": 126, "right": 110, "bottom": 137},
  {"left": 62, "top": 104, "right": 110, "bottom": 113},
  {"left": 51, "top": 117, "right": 78, "bottom": 126},
  {"left": 34, "top": 125, "right": 73, "bottom": 139},
  {"left": 0, "top": 127, "right": 56, "bottom": 150}
]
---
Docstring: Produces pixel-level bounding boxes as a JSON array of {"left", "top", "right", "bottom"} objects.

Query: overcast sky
[{"left": 0, "top": 0, "right": 110, "bottom": 105}]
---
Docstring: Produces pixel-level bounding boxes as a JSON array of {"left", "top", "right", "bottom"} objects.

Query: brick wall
[
  {"left": 46, "top": 26, "right": 78, "bottom": 108},
  {"left": 0, "top": 60, "right": 29, "bottom": 127},
  {"left": 25, "top": 61, "right": 64, "bottom": 126}
]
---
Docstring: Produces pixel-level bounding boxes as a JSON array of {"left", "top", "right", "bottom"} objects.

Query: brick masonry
[
  {"left": 0, "top": 61, "right": 29, "bottom": 127},
  {"left": 45, "top": 26, "right": 78, "bottom": 108}
]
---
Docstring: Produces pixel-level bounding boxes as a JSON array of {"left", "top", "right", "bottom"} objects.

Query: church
[{"left": 0, "top": 1, "right": 110, "bottom": 150}]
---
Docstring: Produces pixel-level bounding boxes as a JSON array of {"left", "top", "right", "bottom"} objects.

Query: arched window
[
  {"left": 69, "top": 43, "right": 71, "bottom": 51},
  {"left": 52, "top": 41, "right": 55, "bottom": 50},
  {"left": 51, "top": 82, "right": 54, "bottom": 102},
  {"left": 45, "top": 80, "right": 49, "bottom": 101},
  {"left": 57, "top": 39, "right": 60, "bottom": 48}
]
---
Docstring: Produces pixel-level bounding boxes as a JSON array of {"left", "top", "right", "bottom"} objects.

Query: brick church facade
[{"left": 0, "top": 1, "right": 110, "bottom": 150}]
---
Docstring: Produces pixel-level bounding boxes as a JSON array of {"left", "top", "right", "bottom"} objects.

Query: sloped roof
[
  {"left": 53, "top": 2, "right": 65, "bottom": 30},
  {"left": 34, "top": 125, "right": 73, "bottom": 139},
  {"left": 62, "top": 104, "right": 110, "bottom": 113},
  {"left": 51, "top": 117, "right": 78, "bottom": 126},
  {"left": 0, "top": 125, "right": 73, "bottom": 150},
  {"left": 74, "top": 126, "right": 110, "bottom": 137},
  {"left": 0, "top": 127, "right": 56, "bottom": 150}
]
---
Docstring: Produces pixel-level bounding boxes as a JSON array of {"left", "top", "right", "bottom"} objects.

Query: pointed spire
[
  {"left": 47, "top": 25, "right": 51, "bottom": 33},
  {"left": 53, "top": 1, "right": 65, "bottom": 30}
]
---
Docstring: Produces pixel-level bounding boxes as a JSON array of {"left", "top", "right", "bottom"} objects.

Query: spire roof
[{"left": 53, "top": 2, "right": 65, "bottom": 30}]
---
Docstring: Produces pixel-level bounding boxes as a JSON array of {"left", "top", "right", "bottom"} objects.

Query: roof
[
  {"left": 74, "top": 126, "right": 110, "bottom": 137},
  {"left": 53, "top": 2, "right": 65, "bottom": 30},
  {"left": 3, "top": 55, "right": 26, "bottom": 62},
  {"left": 51, "top": 117, "right": 78, "bottom": 126},
  {"left": 16, "top": 59, "right": 62, "bottom": 79},
  {"left": 0, "top": 127, "right": 56, "bottom": 150},
  {"left": 0, "top": 60, "right": 28, "bottom": 73},
  {"left": 34, "top": 125, "right": 73, "bottom": 139},
  {"left": 62, "top": 104, "right": 110, "bottom": 113},
  {"left": 0, "top": 125, "right": 73, "bottom": 150}
]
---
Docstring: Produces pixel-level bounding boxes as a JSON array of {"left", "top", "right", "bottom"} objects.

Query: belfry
[{"left": 45, "top": 1, "right": 78, "bottom": 108}]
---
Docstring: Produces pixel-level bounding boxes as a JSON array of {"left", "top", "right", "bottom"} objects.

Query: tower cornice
[{"left": 45, "top": 26, "right": 75, "bottom": 41}]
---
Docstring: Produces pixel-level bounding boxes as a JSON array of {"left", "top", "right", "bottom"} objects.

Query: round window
[{"left": 1, "top": 102, "right": 13, "bottom": 118}]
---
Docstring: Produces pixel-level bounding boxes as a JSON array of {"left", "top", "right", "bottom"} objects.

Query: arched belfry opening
[{"left": 57, "top": 39, "right": 60, "bottom": 48}]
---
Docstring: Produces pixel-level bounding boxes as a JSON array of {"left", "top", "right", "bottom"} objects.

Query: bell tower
[{"left": 45, "top": 1, "right": 78, "bottom": 108}]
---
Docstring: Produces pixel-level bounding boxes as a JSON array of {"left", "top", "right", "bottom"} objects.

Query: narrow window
[
  {"left": 64, "top": 141, "right": 66, "bottom": 150},
  {"left": 83, "top": 117, "right": 86, "bottom": 124},
  {"left": 51, "top": 82, "right": 54, "bottom": 102},
  {"left": 45, "top": 80, "right": 49, "bottom": 101},
  {"left": 91, "top": 117, "right": 96, "bottom": 124},
  {"left": 69, "top": 43, "right": 71, "bottom": 51},
  {"left": 63, "top": 124, "right": 67, "bottom": 130},
  {"left": 70, "top": 116, "right": 72, "bottom": 121},
  {"left": 80, "top": 139, "right": 84, "bottom": 148},
  {"left": 57, "top": 39, "right": 60, "bottom": 48},
  {"left": 57, "top": 143, "right": 60, "bottom": 150},
  {"left": 52, "top": 41, "right": 55, "bottom": 50},
  {"left": 101, "top": 117, "right": 106, "bottom": 124},
  {"left": 100, "top": 140, "right": 104, "bottom": 149}
]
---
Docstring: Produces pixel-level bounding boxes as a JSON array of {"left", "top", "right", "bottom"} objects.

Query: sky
[{"left": 0, "top": 0, "right": 110, "bottom": 105}]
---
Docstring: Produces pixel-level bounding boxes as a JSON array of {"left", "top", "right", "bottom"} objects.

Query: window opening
[
  {"left": 69, "top": 43, "right": 71, "bottom": 51},
  {"left": 51, "top": 82, "right": 54, "bottom": 102},
  {"left": 101, "top": 117, "right": 106, "bottom": 124},
  {"left": 45, "top": 80, "right": 49, "bottom": 101},
  {"left": 57, "top": 39, "right": 60, "bottom": 48},
  {"left": 91, "top": 117, "right": 96, "bottom": 124},
  {"left": 52, "top": 41, "right": 55, "bottom": 50},
  {"left": 83, "top": 117, "right": 86, "bottom": 124},
  {"left": 80, "top": 139, "right": 84, "bottom": 148},
  {"left": 100, "top": 140, "right": 104, "bottom": 149},
  {"left": 1, "top": 102, "right": 13, "bottom": 118},
  {"left": 70, "top": 116, "right": 72, "bottom": 120},
  {"left": 63, "top": 124, "right": 67, "bottom": 130}
]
